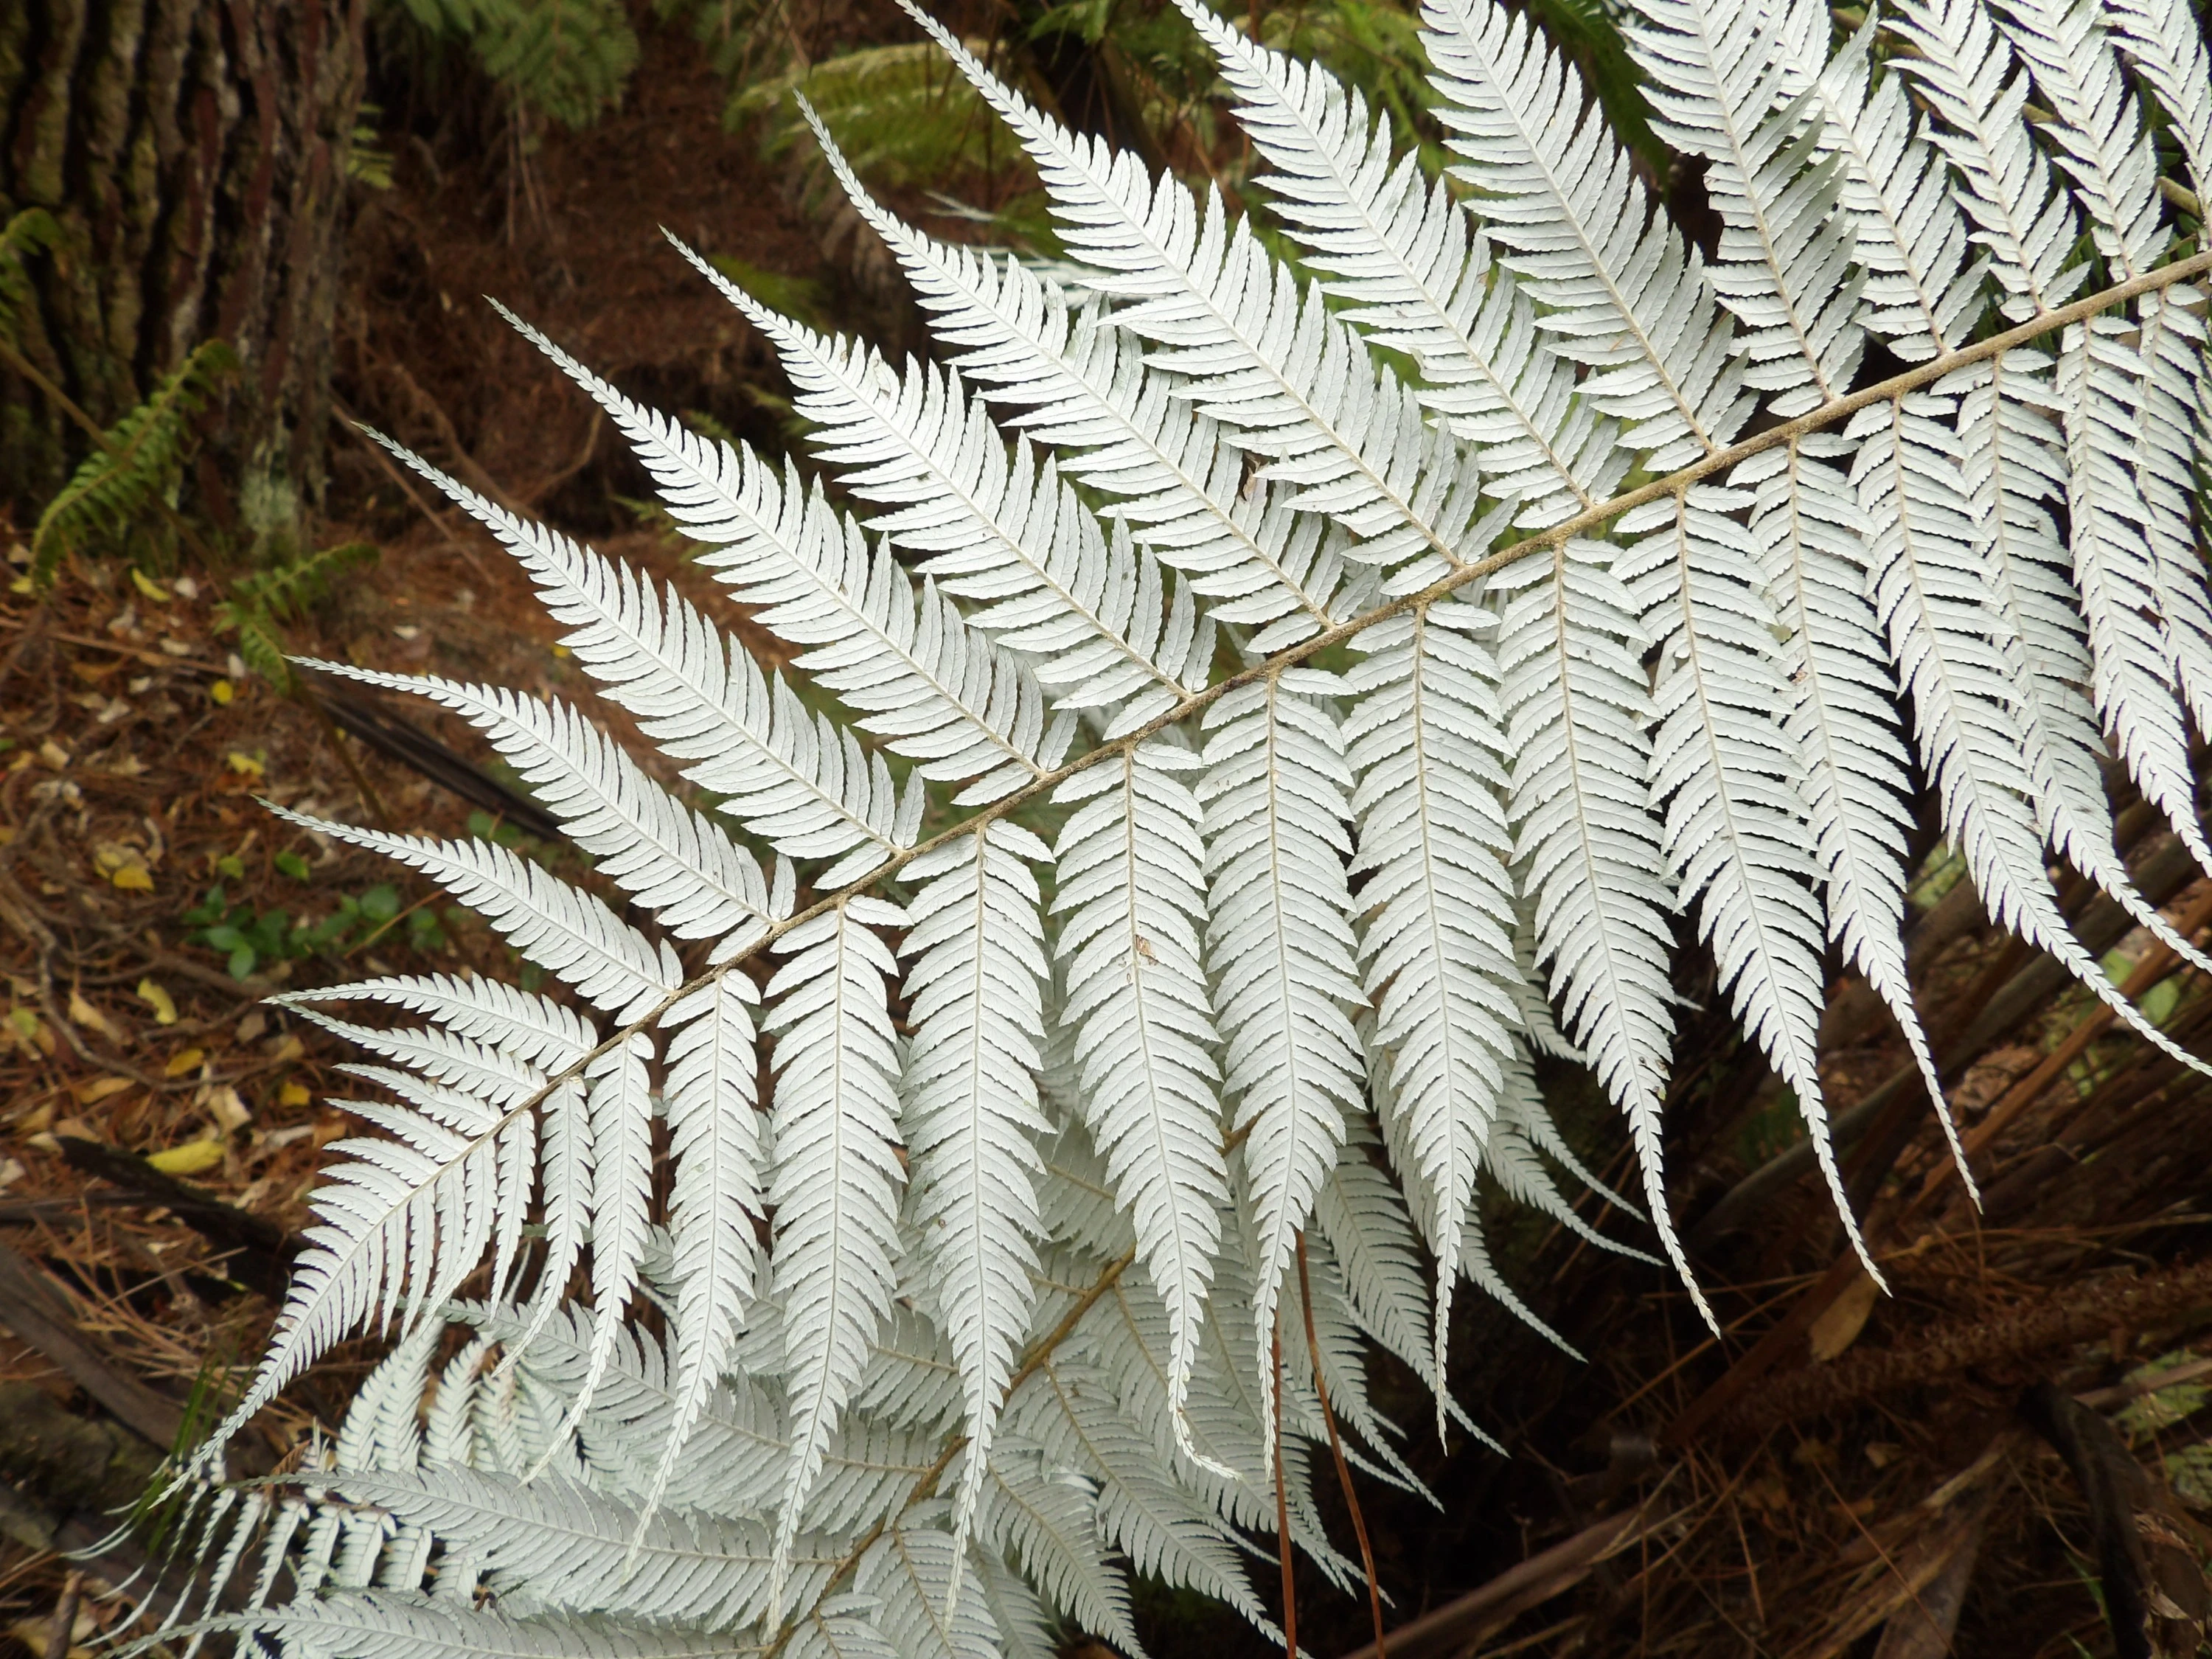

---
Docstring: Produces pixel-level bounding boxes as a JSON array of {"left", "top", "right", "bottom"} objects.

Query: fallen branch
[{"left": 1331, "top": 1504, "right": 1667, "bottom": 1659}]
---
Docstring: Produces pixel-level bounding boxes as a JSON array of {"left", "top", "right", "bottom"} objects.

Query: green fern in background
[
  {"left": 29, "top": 340, "right": 237, "bottom": 586},
  {"left": 214, "top": 541, "right": 381, "bottom": 692},
  {"left": 388, "top": 0, "right": 642, "bottom": 128}
]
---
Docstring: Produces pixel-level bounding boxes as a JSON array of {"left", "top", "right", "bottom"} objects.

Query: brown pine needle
[{"left": 1298, "top": 1233, "right": 1388, "bottom": 1659}]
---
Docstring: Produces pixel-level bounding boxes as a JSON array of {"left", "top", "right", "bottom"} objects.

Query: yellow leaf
[
  {"left": 279, "top": 1082, "right": 312, "bottom": 1108},
  {"left": 551, "top": 643, "right": 571, "bottom": 658},
  {"left": 1809, "top": 1270, "right": 1881, "bottom": 1363},
  {"left": 209, "top": 678, "right": 235, "bottom": 706},
  {"left": 268, "top": 1034, "right": 305, "bottom": 1063},
  {"left": 129, "top": 568, "right": 171, "bottom": 602},
  {"left": 109, "top": 863, "right": 153, "bottom": 891},
  {"left": 9, "top": 574, "right": 30, "bottom": 596},
  {"left": 145, "top": 1139, "right": 224, "bottom": 1176},
  {"left": 136, "top": 978, "right": 178, "bottom": 1025},
  {"left": 164, "top": 1046, "right": 206, "bottom": 1079},
  {"left": 66, "top": 991, "right": 119, "bottom": 1040},
  {"left": 225, "top": 750, "right": 266, "bottom": 778},
  {"left": 76, "top": 1076, "right": 133, "bottom": 1105}
]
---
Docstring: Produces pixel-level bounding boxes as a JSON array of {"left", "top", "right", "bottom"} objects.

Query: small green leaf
[
  {"left": 228, "top": 945, "right": 257, "bottom": 981},
  {"left": 360, "top": 886, "right": 400, "bottom": 923},
  {"left": 274, "top": 849, "right": 312, "bottom": 881}
]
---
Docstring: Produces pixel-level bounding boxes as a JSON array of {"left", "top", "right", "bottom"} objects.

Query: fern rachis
[{"left": 167, "top": 3, "right": 2212, "bottom": 1656}]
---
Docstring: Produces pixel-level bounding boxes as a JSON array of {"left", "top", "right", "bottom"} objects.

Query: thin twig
[{"left": 1272, "top": 1314, "right": 1299, "bottom": 1659}]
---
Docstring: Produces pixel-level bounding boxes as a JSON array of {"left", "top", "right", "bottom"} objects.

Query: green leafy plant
[
  {"left": 28, "top": 339, "right": 237, "bottom": 586},
  {"left": 181, "top": 874, "right": 448, "bottom": 982},
  {"left": 212, "top": 541, "right": 380, "bottom": 693}
]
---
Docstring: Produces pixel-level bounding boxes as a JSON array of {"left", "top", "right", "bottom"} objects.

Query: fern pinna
[{"left": 167, "top": 0, "right": 2212, "bottom": 1651}]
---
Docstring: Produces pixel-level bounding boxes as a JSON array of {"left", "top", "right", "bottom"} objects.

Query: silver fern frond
[{"left": 176, "top": 1, "right": 2212, "bottom": 1654}]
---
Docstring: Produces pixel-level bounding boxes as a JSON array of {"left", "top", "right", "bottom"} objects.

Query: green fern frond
[
  {"left": 392, "top": 0, "right": 640, "bottom": 128},
  {"left": 29, "top": 339, "right": 237, "bottom": 586},
  {"left": 737, "top": 41, "right": 1029, "bottom": 204},
  {"left": 215, "top": 541, "right": 380, "bottom": 692}
]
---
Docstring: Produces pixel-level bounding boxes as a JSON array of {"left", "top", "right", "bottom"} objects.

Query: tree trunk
[{"left": 1, "top": 0, "right": 365, "bottom": 543}]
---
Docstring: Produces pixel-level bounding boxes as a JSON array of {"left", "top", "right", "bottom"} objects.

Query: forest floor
[{"left": 7, "top": 10, "right": 2212, "bottom": 1659}]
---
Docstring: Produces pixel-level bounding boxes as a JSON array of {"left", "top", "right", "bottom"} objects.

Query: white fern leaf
[
  {"left": 541, "top": 1033, "right": 658, "bottom": 1464},
  {"left": 263, "top": 805, "right": 681, "bottom": 1020},
  {"left": 496, "top": 308, "right": 1071, "bottom": 806},
  {"left": 977, "top": 1446, "right": 1141, "bottom": 1655},
  {"left": 207, "top": 1096, "right": 506, "bottom": 1453},
  {"left": 370, "top": 431, "right": 911, "bottom": 886},
  {"left": 1342, "top": 599, "right": 1523, "bottom": 1374},
  {"left": 1854, "top": 394, "right": 2208, "bottom": 1072},
  {"left": 675, "top": 240, "right": 1209, "bottom": 732},
  {"left": 801, "top": 110, "right": 1366, "bottom": 649},
  {"left": 1421, "top": 0, "right": 1750, "bottom": 467},
  {"left": 1008, "top": 1357, "right": 1270, "bottom": 1631},
  {"left": 1778, "top": 6, "right": 1987, "bottom": 363},
  {"left": 1175, "top": 0, "right": 1624, "bottom": 526},
  {"left": 1736, "top": 437, "right": 1948, "bottom": 1157},
  {"left": 639, "top": 978, "right": 765, "bottom": 1534},
  {"left": 1310, "top": 1122, "right": 1482, "bottom": 1444},
  {"left": 271, "top": 975, "right": 598, "bottom": 1074},
  {"left": 1615, "top": 487, "right": 1857, "bottom": 1264},
  {"left": 857, "top": 1516, "right": 1004, "bottom": 1659},
  {"left": 300, "top": 664, "right": 780, "bottom": 953},
  {"left": 1050, "top": 740, "right": 1231, "bottom": 1470},
  {"left": 1490, "top": 540, "right": 1688, "bottom": 1310},
  {"left": 898, "top": 821, "right": 1053, "bottom": 1576},
  {"left": 329, "top": 1466, "right": 837, "bottom": 1630},
  {"left": 1200, "top": 672, "right": 1368, "bottom": 1435},
  {"left": 761, "top": 897, "right": 908, "bottom": 1611},
  {"left": 905, "top": 4, "right": 1484, "bottom": 580}
]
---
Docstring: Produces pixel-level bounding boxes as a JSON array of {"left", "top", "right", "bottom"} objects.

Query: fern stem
[
  {"left": 1295, "top": 1232, "right": 1386, "bottom": 1659},
  {"left": 417, "top": 246, "right": 2212, "bottom": 1293},
  {"left": 1270, "top": 1313, "right": 1299, "bottom": 1659},
  {"left": 762, "top": 1245, "right": 1140, "bottom": 1657}
]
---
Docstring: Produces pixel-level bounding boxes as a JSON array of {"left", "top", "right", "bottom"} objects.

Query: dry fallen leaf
[
  {"left": 164, "top": 1046, "right": 206, "bottom": 1079},
  {"left": 136, "top": 978, "right": 178, "bottom": 1025},
  {"left": 209, "top": 678, "right": 235, "bottom": 706},
  {"left": 129, "top": 568, "right": 171, "bottom": 602},
  {"left": 110, "top": 864, "right": 153, "bottom": 891},
  {"left": 146, "top": 1138, "right": 225, "bottom": 1176},
  {"left": 74, "top": 1076, "right": 133, "bottom": 1105},
  {"left": 66, "top": 990, "right": 119, "bottom": 1040},
  {"left": 1810, "top": 1270, "right": 1882, "bottom": 1363},
  {"left": 204, "top": 1085, "right": 251, "bottom": 1133},
  {"left": 226, "top": 750, "right": 266, "bottom": 779},
  {"left": 279, "top": 1081, "right": 313, "bottom": 1108}
]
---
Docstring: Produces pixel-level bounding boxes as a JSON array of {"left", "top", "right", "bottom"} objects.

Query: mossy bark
[{"left": 1, "top": 0, "right": 366, "bottom": 541}]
